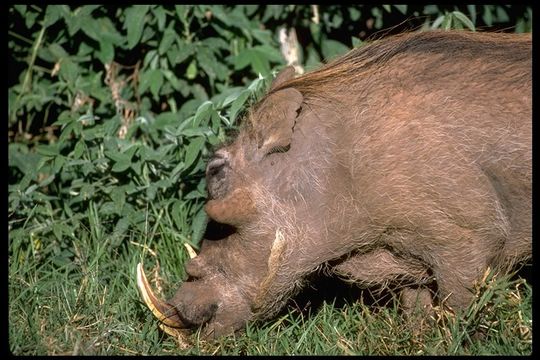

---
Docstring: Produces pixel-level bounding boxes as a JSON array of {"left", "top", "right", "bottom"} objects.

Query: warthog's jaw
[{"left": 136, "top": 263, "right": 186, "bottom": 329}]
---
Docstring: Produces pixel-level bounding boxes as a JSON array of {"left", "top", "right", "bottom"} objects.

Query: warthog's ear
[
  {"left": 269, "top": 66, "right": 296, "bottom": 91},
  {"left": 256, "top": 87, "right": 303, "bottom": 154}
]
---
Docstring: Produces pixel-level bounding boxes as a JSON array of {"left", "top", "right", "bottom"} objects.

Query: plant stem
[{"left": 11, "top": 24, "right": 46, "bottom": 125}]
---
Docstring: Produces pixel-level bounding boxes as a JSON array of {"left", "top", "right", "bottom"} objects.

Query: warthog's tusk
[
  {"left": 183, "top": 243, "right": 197, "bottom": 259},
  {"left": 136, "top": 263, "right": 184, "bottom": 328},
  {"left": 158, "top": 323, "right": 184, "bottom": 338}
]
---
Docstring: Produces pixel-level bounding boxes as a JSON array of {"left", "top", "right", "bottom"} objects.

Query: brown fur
[{"left": 166, "top": 30, "right": 531, "bottom": 338}]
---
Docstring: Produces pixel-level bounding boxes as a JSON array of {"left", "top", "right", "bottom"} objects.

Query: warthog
[{"left": 137, "top": 30, "right": 531, "bottom": 339}]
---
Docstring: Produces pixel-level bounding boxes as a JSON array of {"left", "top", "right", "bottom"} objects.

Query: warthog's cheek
[{"left": 170, "top": 281, "right": 220, "bottom": 327}]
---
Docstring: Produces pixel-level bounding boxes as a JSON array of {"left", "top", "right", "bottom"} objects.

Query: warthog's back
[{"left": 273, "top": 31, "right": 531, "bottom": 267}]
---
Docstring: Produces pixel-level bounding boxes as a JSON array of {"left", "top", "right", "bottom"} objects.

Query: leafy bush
[{"left": 8, "top": 5, "right": 532, "bottom": 355}]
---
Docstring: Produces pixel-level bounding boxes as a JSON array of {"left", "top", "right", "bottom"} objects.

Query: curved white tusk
[
  {"left": 136, "top": 263, "right": 184, "bottom": 328},
  {"left": 183, "top": 243, "right": 197, "bottom": 259}
]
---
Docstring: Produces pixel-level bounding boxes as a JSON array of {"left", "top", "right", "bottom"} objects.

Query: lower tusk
[
  {"left": 183, "top": 243, "right": 197, "bottom": 259},
  {"left": 136, "top": 263, "right": 184, "bottom": 328},
  {"left": 158, "top": 322, "right": 185, "bottom": 338}
]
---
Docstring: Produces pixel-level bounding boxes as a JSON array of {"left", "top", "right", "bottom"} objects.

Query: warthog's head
[{"left": 138, "top": 67, "right": 309, "bottom": 338}]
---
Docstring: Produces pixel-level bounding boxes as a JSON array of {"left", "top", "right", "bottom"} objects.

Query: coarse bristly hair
[
  {"left": 248, "top": 30, "right": 530, "bottom": 319},
  {"left": 267, "top": 30, "right": 530, "bottom": 100},
  {"left": 167, "top": 30, "right": 531, "bottom": 339}
]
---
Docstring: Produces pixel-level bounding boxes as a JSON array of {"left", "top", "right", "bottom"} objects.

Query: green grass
[{"left": 8, "top": 205, "right": 532, "bottom": 355}]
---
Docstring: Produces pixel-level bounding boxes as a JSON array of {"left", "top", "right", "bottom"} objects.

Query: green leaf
[
  {"left": 151, "top": 6, "right": 167, "bottom": 31},
  {"left": 467, "top": 5, "right": 477, "bottom": 25},
  {"left": 309, "top": 23, "right": 322, "bottom": 45},
  {"left": 305, "top": 45, "right": 321, "bottom": 70},
  {"left": 251, "top": 29, "right": 274, "bottom": 46},
  {"left": 442, "top": 13, "right": 453, "bottom": 30},
  {"left": 71, "top": 140, "right": 86, "bottom": 159},
  {"left": 139, "top": 68, "right": 156, "bottom": 95},
  {"left": 210, "top": 111, "right": 222, "bottom": 132},
  {"left": 154, "top": 111, "right": 180, "bottom": 129},
  {"left": 452, "top": 11, "right": 475, "bottom": 31},
  {"left": 495, "top": 6, "right": 509, "bottom": 23},
  {"left": 171, "top": 40, "right": 196, "bottom": 65},
  {"left": 163, "top": 69, "right": 187, "bottom": 94},
  {"left": 113, "top": 216, "right": 130, "bottom": 235},
  {"left": 58, "top": 59, "right": 79, "bottom": 84},
  {"left": 431, "top": 15, "right": 445, "bottom": 29},
  {"left": 201, "top": 37, "right": 230, "bottom": 51},
  {"left": 52, "top": 222, "right": 73, "bottom": 241},
  {"left": 249, "top": 50, "right": 270, "bottom": 75},
  {"left": 97, "top": 40, "right": 114, "bottom": 64},
  {"left": 193, "top": 101, "right": 214, "bottom": 127},
  {"left": 195, "top": 51, "right": 216, "bottom": 82},
  {"left": 80, "top": 184, "right": 95, "bottom": 201},
  {"left": 110, "top": 187, "right": 126, "bottom": 211},
  {"left": 180, "top": 127, "right": 211, "bottom": 137},
  {"left": 140, "top": 145, "right": 169, "bottom": 162},
  {"left": 394, "top": 5, "right": 408, "bottom": 15},
  {"left": 9, "top": 143, "right": 42, "bottom": 176},
  {"left": 253, "top": 45, "right": 283, "bottom": 63},
  {"left": 186, "top": 59, "right": 197, "bottom": 80},
  {"left": 349, "top": 7, "right": 361, "bottom": 21},
  {"left": 351, "top": 36, "right": 363, "bottom": 48},
  {"left": 233, "top": 49, "right": 252, "bottom": 71},
  {"left": 25, "top": 11, "right": 39, "bottom": 28},
  {"left": 171, "top": 200, "right": 187, "bottom": 230},
  {"left": 52, "top": 249, "right": 75, "bottom": 267},
  {"left": 423, "top": 5, "right": 440, "bottom": 15},
  {"left": 220, "top": 87, "right": 245, "bottom": 107},
  {"left": 149, "top": 70, "right": 164, "bottom": 98},
  {"left": 81, "top": 17, "right": 123, "bottom": 45},
  {"left": 191, "top": 206, "right": 208, "bottom": 245},
  {"left": 35, "top": 144, "right": 60, "bottom": 157},
  {"left": 53, "top": 155, "right": 66, "bottom": 174},
  {"left": 158, "top": 27, "right": 177, "bottom": 55},
  {"left": 38, "top": 174, "right": 56, "bottom": 188},
  {"left": 13, "top": 5, "right": 26, "bottom": 16},
  {"left": 175, "top": 5, "right": 190, "bottom": 22},
  {"left": 184, "top": 137, "right": 205, "bottom": 170},
  {"left": 262, "top": 5, "right": 284, "bottom": 22},
  {"left": 111, "top": 157, "right": 131, "bottom": 173},
  {"left": 74, "top": 5, "right": 101, "bottom": 18},
  {"left": 321, "top": 39, "right": 350, "bottom": 61},
  {"left": 482, "top": 5, "right": 493, "bottom": 27},
  {"left": 44, "top": 5, "right": 64, "bottom": 27},
  {"left": 48, "top": 43, "right": 69, "bottom": 60},
  {"left": 124, "top": 6, "right": 150, "bottom": 49},
  {"left": 105, "top": 148, "right": 135, "bottom": 173},
  {"left": 228, "top": 89, "right": 250, "bottom": 123}
]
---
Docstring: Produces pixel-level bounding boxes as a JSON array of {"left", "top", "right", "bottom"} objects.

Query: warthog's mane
[{"left": 267, "top": 30, "right": 531, "bottom": 100}]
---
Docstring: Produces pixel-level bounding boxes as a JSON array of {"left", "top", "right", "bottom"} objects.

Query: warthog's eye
[
  {"left": 266, "top": 144, "right": 290, "bottom": 156},
  {"left": 207, "top": 158, "right": 227, "bottom": 177},
  {"left": 206, "top": 152, "right": 229, "bottom": 178},
  {"left": 206, "top": 151, "right": 231, "bottom": 200}
]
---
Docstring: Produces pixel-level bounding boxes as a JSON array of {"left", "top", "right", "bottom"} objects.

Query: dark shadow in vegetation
[
  {"left": 278, "top": 260, "right": 532, "bottom": 325},
  {"left": 281, "top": 272, "right": 396, "bottom": 320}
]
